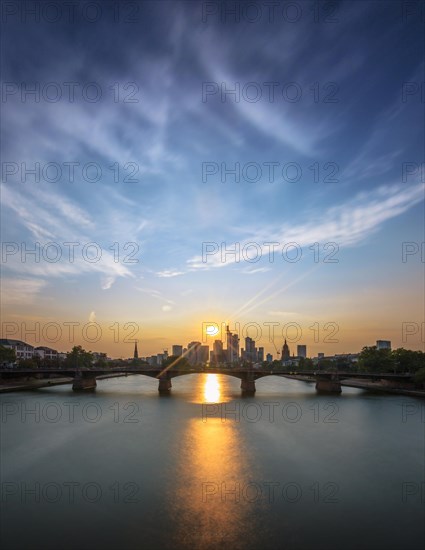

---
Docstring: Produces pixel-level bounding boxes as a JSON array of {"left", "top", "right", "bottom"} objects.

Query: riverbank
[
  {"left": 284, "top": 374, "right": 425, "bottom": 398},
  {"left": 0, "top": 373, "right": 128, "bottom": 393},
  {"left": 340, "top": 379, "right": 425, "bottom": 398}
]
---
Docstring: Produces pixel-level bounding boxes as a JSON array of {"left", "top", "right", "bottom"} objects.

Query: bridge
[{"left": 0, "top": 367, "right": 416, "bottom": 394}]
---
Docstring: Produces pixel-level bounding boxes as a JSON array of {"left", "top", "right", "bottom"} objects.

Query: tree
[
  {"left": 317, "top": 358, "right": 334, "bottom": 371},
  {"left": 17, "top": 358, "right": 38, "bottom": 369},
  {"left": 0, "top": 345, "right": 16, "bottom": 365},
  {"left": 392, "top": 348, "right": 424, "bottom": 373},
  {"left": 94, "top": 357, "right": 108, "bottom": 369},
  {"left": 64, "top": 346, "right": 94, "bottom": 369},
  {"left": 298, "top": 357, "right": 314, "bottom": 371},
  {"left": 335, "top": 356, "right": 349, "bottom": 370},
  {"left": 41, "top": 357, "right": 61, "bottom": 368},
  {"left": 358, "top": 346, "right": 395, "bottom": 372}
]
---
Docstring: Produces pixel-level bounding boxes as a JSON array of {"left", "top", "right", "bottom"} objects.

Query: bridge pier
[
  {"left": 241, "top": 377, "right": 256, "bottom": 394},
  {"left": 315, "top": 377, "right": 341, "bottom": 394},
  {"left": 158, "top": 377, "right": 172, "bottom": 393},
  {"left": 72, "top": 376, "right": 97, "bottom": 392}
]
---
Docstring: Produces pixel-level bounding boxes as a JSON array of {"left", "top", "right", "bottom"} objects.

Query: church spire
[{"left": 133, "top": 341, "right": 139, "bottom": 360}]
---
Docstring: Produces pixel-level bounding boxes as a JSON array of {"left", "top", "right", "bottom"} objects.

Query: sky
[{"left": 1, "top": 0, "right": 424, "bottom": 358}]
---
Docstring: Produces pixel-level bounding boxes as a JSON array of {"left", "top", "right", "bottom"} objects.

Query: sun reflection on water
[
  {"left": 203, "top": 373, "right": 221, "bottom": 403},
  {"left": 167, "top": 373, "right": 260, "bottom": 549}
]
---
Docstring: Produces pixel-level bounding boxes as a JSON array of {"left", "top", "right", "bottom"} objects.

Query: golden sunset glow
[
  {"left": 203, "top": 373, "right": 220, "bottom": 403},
  {"left": 205, "top": 324, "right": 219, "bottom": 337}
]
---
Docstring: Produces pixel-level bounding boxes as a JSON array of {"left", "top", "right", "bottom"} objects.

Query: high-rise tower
[
  {"left": 281, "top": 339, "right": 290, "bottom": 362},
  {"left": 226, "top": 325, "right": 239, "bottom": 364}
]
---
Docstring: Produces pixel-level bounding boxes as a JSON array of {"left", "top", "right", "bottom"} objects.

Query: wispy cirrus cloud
[
  {"left": 242, "top": 267, "right": 271, "bottom": 274},
  {"left": 135, "top": 286, "right": 175, "bottom": 308},
  {"left": 1, "top": 184, "right": 136, "bottom": 289},
  {"left": 187, "top": 182, "right": 424, "bottom": 270},
  {"left": 156, "top": 270, "right": 184, "bottom": 278}
]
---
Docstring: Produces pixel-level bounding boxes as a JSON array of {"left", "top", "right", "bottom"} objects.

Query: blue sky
[{"left": 1, "top": 1, "right": 424, "bottom": 357}]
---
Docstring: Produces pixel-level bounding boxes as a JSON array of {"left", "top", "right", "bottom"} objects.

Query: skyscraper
[
  {"left": 297, "top": 345, "right": 307, "bottom": 358},
  {"left": 226, "top": 325, "right": 232, "bottom": 361},
  {"left": 230, "top": 333, "right": 239, "bottom": 364},
  {"left": 199, "top": 345, "right": 209, "bottom": 364},
  {"left": 187, "top": 341, "right": 201, "bottom": 365},
  {"left": 258, "top": 347, "right": 264, "bottom": 362},
  {"left": 212, "top": 340, "right": 224, "bottom": 364},
  {"left": 225, "top": 326, "right": 239, "bottom": 364},
  {"left": 245, "top": 336, "right": 256, "bottom": 362},
  {"left": 172, "top": 345, "right": 183, "bottom": 357}
]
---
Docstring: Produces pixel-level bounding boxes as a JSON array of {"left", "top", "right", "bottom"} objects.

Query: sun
[{"left": 205, "top": 324, "right": 219, "bottom": 337}]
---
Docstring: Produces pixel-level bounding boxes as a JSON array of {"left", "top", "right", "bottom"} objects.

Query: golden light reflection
[
  {"left": 203, "top": 373, "right": 220, "bottom": 403},
  {"left": 168, "top": 375, "right": 261, "bottom": 549}
]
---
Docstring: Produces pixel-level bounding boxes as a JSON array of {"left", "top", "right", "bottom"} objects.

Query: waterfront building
[
  {"left": 34, "top": 346, "right": 58, "bottom": 360},
  {"left": 0, "top": 339, "right": 34, "bottom": 360}
]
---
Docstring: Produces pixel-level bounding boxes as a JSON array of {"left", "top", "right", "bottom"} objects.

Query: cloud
[
  {"left": 180, "top": 288, "right": 193, "bottom": 296},
  {"left": 243, "top": 267, "right": 271, "bottom": 274},
  {"left": 135, "top": 286, "right": 175, "bottom": 306},
  {"left": 101, "top": 276, "right": 116, "bottom": 290},
  {"left": 1, "top": 184, "right": 135, "bottom": 289},
  {"left": 188, "top": 182, "right": 424, "bottom": 269},
  {"left": 162, "top": 305, "right": 172, "bottom": 312},
  {"left": 156, "top": 270, "right": 184, "bottom": 278}
]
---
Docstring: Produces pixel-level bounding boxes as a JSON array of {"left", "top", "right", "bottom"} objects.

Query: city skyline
[
  {"left": 0, "top": 330, "right": 406, "bottom": 363},
  {"left": 1, "top": 312, "right": 423, "bottom": 358}
]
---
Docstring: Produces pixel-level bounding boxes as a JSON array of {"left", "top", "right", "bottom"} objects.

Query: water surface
[{"left": 1, "top": 374, "right": 424, "bottom": 550}]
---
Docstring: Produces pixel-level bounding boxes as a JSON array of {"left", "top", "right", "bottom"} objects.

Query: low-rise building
[
  {"left": 91, "top": 352, "right": 109, "bottom": 364},
  {"left": 0, "top": 339, "right": 34, "bottom": 360},
  {"left": 34, "top": 346, "right": 58, "bottom": 360}
]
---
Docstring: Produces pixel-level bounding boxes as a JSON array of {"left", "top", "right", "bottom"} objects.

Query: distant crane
[{"left": 272, "top": 340, "right": 281, "bottom": 359}]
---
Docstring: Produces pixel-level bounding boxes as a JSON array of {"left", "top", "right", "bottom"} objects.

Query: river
[{"left": 1, "top": 374, "right": 424, "bottom": 550}]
